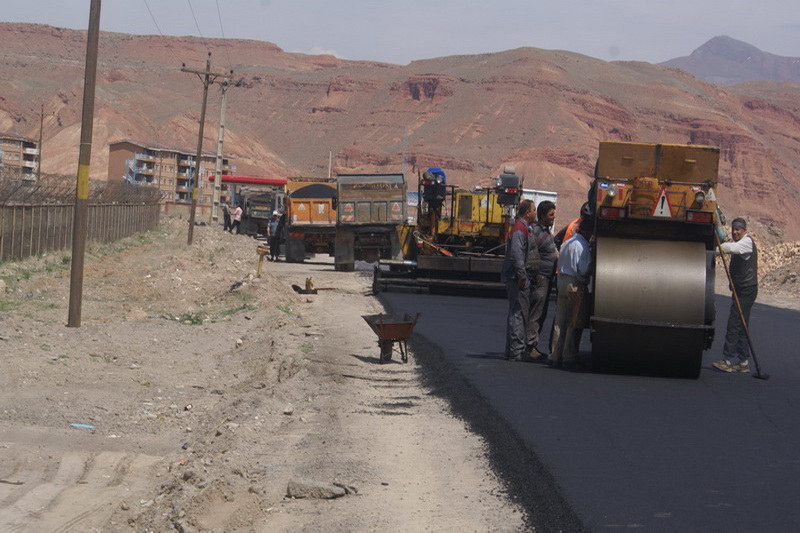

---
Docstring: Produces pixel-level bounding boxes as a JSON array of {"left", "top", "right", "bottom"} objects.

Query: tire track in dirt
[{"left": 0, "top": 448, "right": 161, "bottom": 531}]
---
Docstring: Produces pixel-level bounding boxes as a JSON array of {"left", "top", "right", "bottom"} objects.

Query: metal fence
[{"left": 0, "top": 170, "right": 162, "bottom": 262}]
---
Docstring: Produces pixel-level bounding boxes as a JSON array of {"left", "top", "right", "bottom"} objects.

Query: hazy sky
[{"left": 4, "top": 0, "right": 798, "bottom": 65}]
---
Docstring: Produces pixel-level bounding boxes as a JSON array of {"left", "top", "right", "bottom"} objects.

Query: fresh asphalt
[{"left": 379, "top": 289, "right": 800, "bottom": 532}]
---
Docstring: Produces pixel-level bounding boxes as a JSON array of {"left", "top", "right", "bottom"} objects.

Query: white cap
[{"left": 272, "top": 211, "right": 279, "bottom": 216}]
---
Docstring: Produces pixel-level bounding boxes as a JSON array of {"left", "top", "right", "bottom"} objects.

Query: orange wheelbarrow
[{"left": 362, "top": 313, "right": 420, "bottom": 363}]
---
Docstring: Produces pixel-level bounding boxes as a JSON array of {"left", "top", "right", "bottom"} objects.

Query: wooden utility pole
[
  {"left": 210, "top": 76, "right": 236, "bottom": 225},
  {"left": 181, "top": 54, "right": 231, "bottom": 245},
  {"left": 67, "top": 0, "right": 101, "bottom": 328}
]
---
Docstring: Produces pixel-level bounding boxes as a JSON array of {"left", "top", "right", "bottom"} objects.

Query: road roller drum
[{"left": 591, "top": 237, "right": 715, "bottom": 378}]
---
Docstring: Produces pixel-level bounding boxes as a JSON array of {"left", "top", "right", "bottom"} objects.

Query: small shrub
[
  {"left": 276, "top": 304, "right": 295, "bottom": 316},
  {"left": 175, "top": 312, "right": 205, "bottom": 325}
]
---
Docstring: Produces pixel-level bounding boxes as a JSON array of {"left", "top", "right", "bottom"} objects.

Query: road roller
[{"left": 590, "top": 142, "right": 720, "bottom": 378}]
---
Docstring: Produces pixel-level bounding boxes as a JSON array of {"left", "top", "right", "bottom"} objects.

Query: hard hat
[{"left": 272, "top": 210, "right": 279, "bottom": 216}]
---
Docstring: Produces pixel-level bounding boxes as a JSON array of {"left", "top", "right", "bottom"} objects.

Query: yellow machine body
[
  {"left": 429, "top": 189, "right": 507, "bottom": 250},
  {"left": 591, "top": 141, "right": 720, "bottom": 378}
]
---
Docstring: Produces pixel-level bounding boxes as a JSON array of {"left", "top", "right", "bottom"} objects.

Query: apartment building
[
  {"left": 108, "top": 140, "right": 235, "bottom": 212},
  {"left": 0, "top": 131, "right": 39, "bottom": 178}
]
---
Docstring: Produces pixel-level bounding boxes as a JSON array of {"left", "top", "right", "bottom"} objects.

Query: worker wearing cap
[
  {"left": 502, "top": 199, "right": 536, "bottom": 361},
  {"left": 713, "top": 217, "right": 758, "bottom": 373},
  {"left": 267, "top": 210, "right": 282, "bottom": 261},
  {"left": 554, "top": 201, "right": 593, "bottom": 250}
]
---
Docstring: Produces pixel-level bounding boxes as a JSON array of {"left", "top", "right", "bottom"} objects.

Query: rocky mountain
[
  {"left": 662, "top": 36, "right": 800, "bottom": 86},
  {"left": 1, "top": 23, "right": 799, "bottom": 238}
]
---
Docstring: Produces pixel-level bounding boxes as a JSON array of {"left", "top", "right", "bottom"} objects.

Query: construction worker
[
  {"left": 267, "top": 210, "right": 282, "bottom": 261},
  {"left": 548, "top": 201, "right": 593, "bottom": 354},
  {"left": 230, "top": 203, "right": 243, "bottom": 234},
  {"left": 554, "top": 201, "right": 593, "bottom": 250},
  {"left": 526, "top": 200, "right": 557, "bottom": 359},
  {"left": 502, "top": 199, "right": 536, "bottom": 362},
  {"left": 222, "top": 202, "right": 232, "bottom": 231},
  {"left": 549, "top": 218, "right": 593, "bottom": 370},
  {"left": 713, "top": 217, "right": 758, "bottom": 373}
]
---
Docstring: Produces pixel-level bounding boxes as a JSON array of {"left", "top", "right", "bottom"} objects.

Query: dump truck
[
  {"left": 283, "top": 177, "right": 337, "bottom": 263},
  {"left": 236, "top": 184, "right": 286, "bottom": 237},
  {"left": 334, "top": 173, "right": 407, "bottom": 272},
  {"left": 375, "top": 167, "right": 538, "bottom": 293},
  {"left": 589, "top": 141, "right": 720, "bottom": 378}
]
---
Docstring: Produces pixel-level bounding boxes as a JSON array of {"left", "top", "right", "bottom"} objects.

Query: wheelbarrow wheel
[{"left": 379, "top": 340, "right": 393, "bottom": 364}]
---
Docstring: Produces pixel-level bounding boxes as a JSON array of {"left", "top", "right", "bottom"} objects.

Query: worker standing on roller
[
  {"left": 549, "top": 218, "right": 593, "bottom": 370},
  {"left": 713, "top": 217, "right": 758, "bottom": 373},
  {"left": 502, "top": 200, "right": 536, "bottom": 362}
]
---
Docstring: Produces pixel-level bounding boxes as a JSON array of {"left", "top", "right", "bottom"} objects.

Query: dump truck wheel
[
  {"left": 335, "top": 261, "right": 354, "bottom": 272},
  {"left": 285, "top": 238, "right": 305, "bottom": 263}
]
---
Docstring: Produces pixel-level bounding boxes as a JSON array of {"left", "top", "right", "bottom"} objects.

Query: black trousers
[
  {"left": 269, "top": 236, "right": 281, "bottom": 259},
  {"left": 723, "top": 284, "right": 757, "bottom": 362}
]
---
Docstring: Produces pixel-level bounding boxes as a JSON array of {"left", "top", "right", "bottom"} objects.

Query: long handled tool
[{"left": 715, "top": 233, "right": 769, "bottom": 380}]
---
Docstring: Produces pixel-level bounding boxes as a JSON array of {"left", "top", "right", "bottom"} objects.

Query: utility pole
[
  {"left": 210, "top": 75, "right": 236, "bottom": 225},
  {"left": 401, "top": 127, "right": 411, "bottom": 176},
  {"left": 67, "top": 0, "right": 101, "bottom": 328},
  {"left": 36, "top": 104, "right": 52, "bottom": 180},
  {"left": 181, "top": 53, "right": 231, "bottom": 245}
]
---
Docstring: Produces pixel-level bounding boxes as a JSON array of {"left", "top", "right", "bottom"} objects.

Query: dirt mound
[{"left": 759, "top": 241, "right": 800, "bottom": 298}]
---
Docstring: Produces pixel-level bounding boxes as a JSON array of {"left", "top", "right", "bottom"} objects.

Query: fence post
[
  {"left": 11, "top": 206, "right": 17, "bottom": 260},
  {"left": 24, "top": 206, "right": 29, "bottom": 259},
  {"left": 0, "top": 206, "right": 4, "bottom": 261},
  {"left": 87, "top": 204, "right": 92, "bottom": 244},
  {"left": 36, "top": 205, "right": 42, "bottom": 257},
  {"left": 28, "top": 206, "right": 33, "bottom": 258},
  {"left": 64, "top": 204, "right": 70, "bottom": 250},
  {"left": 22, "top": 206, "right": 26, "bottom": 259},
  {"left": 47, "top": 206, "right": 53, "bottom": 255}
]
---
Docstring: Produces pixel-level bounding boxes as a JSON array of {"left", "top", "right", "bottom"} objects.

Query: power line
[
  {"left": 186, "top": 0, "right": 211, "bottom": 52},
  {"left": 215, "top": 0, "right": 233, "bottom": 72},
  {"left": 143, "top": 0, "right": 187, "bottom": 66}
]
